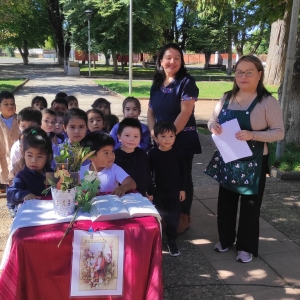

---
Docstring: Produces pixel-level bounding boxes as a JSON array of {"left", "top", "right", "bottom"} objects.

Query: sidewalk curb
[
  {"left": 270, "top": 167, "right": 300, "bottom": 181},
  {"left": 12, "top": 78, "right": 29, "bottom": 94}
]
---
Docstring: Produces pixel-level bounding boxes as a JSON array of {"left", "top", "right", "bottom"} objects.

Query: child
[
  {"left": 65, "top": 95, "right": 79, "bottom": 109},
  {"left": 87, "top": 109, "right": 105, "bottom": 133},
  {"left": 7, "top": 127, "right": 53, "bottom": 207},
  {"left": 55, "top": 91, "right": 68, "bottom": 99},
  {"left": 104, "top": 114, "right": 119, "bottom": 133},
  {"left": 31, "top": 96, "right": 48, "bottom": 110},
  {"left": 0, "top": 91, "right": 19, "bottom": 184},
  {"left": 148, "top": 121, "right": 187, "bottom": 257},
  {"left": 91, "top": 98, "right": 111, "bottom": 115},
  {"left": 80, "top": 132, "right": 136, "bottom": 196},
  {"left": 53, "top": 111, "right": 66, "bottom": 144},
  {"left": 110, "top": 97, "right": 152, "bottom": 151},
  {"left": 114, "top": 118, "right": 153, "bottom": 197},
  {"left": 41, "top": 108, "right": 56, "bottom": 138},
  {"left": 51, "top": 98, "right": 68, "bottom": 114},
  {"left": 11, "top": 107, "right": 42, "bottom": 166}
]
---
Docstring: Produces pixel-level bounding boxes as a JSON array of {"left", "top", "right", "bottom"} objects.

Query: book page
[
  {"left": 90, "top": 195, "right": 130, "bottom": 222},
  {"left": 121, "top": 193, "right": 161, "bottom": 219}
]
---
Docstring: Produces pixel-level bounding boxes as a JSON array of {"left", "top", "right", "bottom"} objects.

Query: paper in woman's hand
[{"left": 212, "top": 118, "right": 253, "bottom": 163}]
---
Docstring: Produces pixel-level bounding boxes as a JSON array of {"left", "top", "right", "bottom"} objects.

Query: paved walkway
[{"left": 0, "top": 59, "right": 300, "bottom": 299}]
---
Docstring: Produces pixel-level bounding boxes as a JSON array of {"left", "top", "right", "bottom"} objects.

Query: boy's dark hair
[
  {"left": 31, "top": 96, "right": 48, "bottom": 108},
  {"left": 55, "top": 110, "right": 64, "bottom": 118},
  {"left": 117, "top": 117, "right": 142, "bottom": 136},
  {"left": 55, "top": 92, "right": 68, "bottom": 99},
  {"left": 0, "top": 91, "right": 15, "bottom": 104},
  {"left": 80, "top": 132, "right": 115, "bottom": 152},
  {"left": 64, "top": 107, "right": 87, "bottom": 126},
  {"left": 22, "top": 127, "right": 53, "bottom": 167},
  {"left": 91, "top": 98, "right": 111, "bottom": 110},
  {"left": 104, "top": 114, "right": 119, "bottom": 132},
  {"left": 17, "top": 107, "right": 42, "bottom": 126},
  {"left": 154, "top": 120, "right": 176, "bottom": 137},
  {"left": 41, "top": 108, "right": 56, "bottom": 117},
  {"left": 122, "top": 96, "right": 141, "bottom": 112},
  {"left": 86, "top": 108, "right": 105, "bottom": 120},
  {"left": 51, "top": 97, "right": 68, "bottom": 108}
]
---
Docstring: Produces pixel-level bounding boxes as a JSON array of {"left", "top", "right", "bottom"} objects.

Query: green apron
[{"left": 206, "top": 97, "right": 264, "bottom": 195}]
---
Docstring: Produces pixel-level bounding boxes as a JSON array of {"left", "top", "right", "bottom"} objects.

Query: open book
[{"left": 90, "top": 193, "right": 161, "bottom": 222}]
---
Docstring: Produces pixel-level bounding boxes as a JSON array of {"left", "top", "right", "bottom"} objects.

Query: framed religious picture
[{"left": 70, "top": 230, "right": 124, "bottom": 296}]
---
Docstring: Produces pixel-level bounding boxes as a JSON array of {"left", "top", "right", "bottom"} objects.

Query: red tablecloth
[{"left": 0, "top": 217, "right": 163, "bottom": 300}]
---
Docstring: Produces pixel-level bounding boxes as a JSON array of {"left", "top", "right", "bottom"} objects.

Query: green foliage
[
  {"left": 44, "top": 36, "right": 56, "bottom": 50},
  {"left": 269, "top": 142, "right": 300, "bottom": 172},
  {"left": 76, "top": 172, "right": 100, "bottom": 213}
]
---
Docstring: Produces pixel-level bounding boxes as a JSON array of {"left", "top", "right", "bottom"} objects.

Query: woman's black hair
[
  {"left": 86, "top": 108, "right": 105, "bottom": 121},
  {"left": 153, "top": 120, "right": 177, "bottom": 137},
  {"left": 225, "top": 55, "right": 272, "bottom": 103},
  {"left": 80, "top": 132, "right": 115, "bottom": 152},
  {"left": 22, "top": 127, "right": 53, "bottom": 168},
  {"left": 31, "top": 96, "right": 48, "bottom": 108},
  {"left": 153, "top": 43, "right": 187, "bottom": 89},
  {"left": 63, "top": 108, "right": 88, "bottom": 126},
  {"left": 91, "top": 98, "right": 111, "bottom": 113}
]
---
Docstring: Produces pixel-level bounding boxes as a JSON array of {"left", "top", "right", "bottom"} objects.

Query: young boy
[
  {"left": 114, "top": 118, "right": 153, "bottom": 198},
  {"left": 80, "top": 132, "right": 136, "bottom": 196},
  {"left": 148, "top": 121, "right": 187, "bottom": 257},
  {"left": 0, "top": 91, "right": 20, "bottom": 216},
  {"left": 53, "top": 111, "right": 66, "bottom": 144},
  {"left": 10, "top": 107, "right": 42, "bottom": 167},
  {"left": 110, "top": 97, "right": 152, "bottom": 152},
  {"left": 51, "top": 98, "right": 68, "bottom": 114}
]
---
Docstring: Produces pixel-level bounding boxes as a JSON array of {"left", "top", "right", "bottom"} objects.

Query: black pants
[
  {"left": 180, "top": 155, "right": 194, "bottom": 216},
  {"left": 217, "top": 155, "right": 267, "bottom": 257},
  {"left": 154, "top": 192, "right": 181, "bottom": 241}
]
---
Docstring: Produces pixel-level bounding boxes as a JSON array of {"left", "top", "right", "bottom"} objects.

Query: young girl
[
  {"left": 110, "top": 97, "right": 152, "bottom": 151},
  {"left": 65, "top": 95, "right": 79, "bottom": 109},
  {"left": 31, "top": 96, "right": 48, "bottom": 110},
  {"left": 53, "top": 108, "right": 88, "bottom": 158},
  {"left": 7, "top": 127, "right": 53, "bottom": 206},
  {"left": 104, "top": 114, "right": 119, "bottom": 133},
  {"left": 91, "top": 98, "right": 111, "bottom": 116},
  {"left": 87, "top": 109, "right": 105, "bottom": 133}
]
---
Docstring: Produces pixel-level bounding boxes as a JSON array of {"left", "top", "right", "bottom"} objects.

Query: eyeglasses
[{"left": 235, "top": 70, "right": 255, "bottom": 77}]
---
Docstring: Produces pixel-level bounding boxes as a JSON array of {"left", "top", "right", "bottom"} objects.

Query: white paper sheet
[{"left": 212, "top": 118, "right": 253, "bottom": 163}]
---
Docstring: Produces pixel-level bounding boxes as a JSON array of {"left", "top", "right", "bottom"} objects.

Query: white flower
[
  {"left": 215, "top": 157, "right": 219, "bottom": 161},
  {"left": 241, "top": 174, "right": 245, "bottom": 178},
  {"left": 232, "top": 180, "right": 236, "bottom": 183},
  {"left": 214, "top": 175, "right": 217, "bottom": 179},
  {"left": 249, "top": 163, "right": 253, "bottom": 167},
  {"left": 235, "top": 164, "right": 240, "bottom": 168},
  {"left": 244, "top": 180, "right": 249, "bottom": 184},
  {"left": 213, "top": 164, "right": 217, "bottom": 168}
]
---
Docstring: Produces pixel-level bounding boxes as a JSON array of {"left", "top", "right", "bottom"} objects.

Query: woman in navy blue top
[{"left": 147, "top": 43, "right": 201, "bottom": 233}]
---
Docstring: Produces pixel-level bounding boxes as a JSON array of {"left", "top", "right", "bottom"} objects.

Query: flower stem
[{"left": 57, "top": 207, "right": 80, "bottom": 248}]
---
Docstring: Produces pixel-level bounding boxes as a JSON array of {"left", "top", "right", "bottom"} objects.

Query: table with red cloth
[{"left": 0, "top": 205, "right": 163, "bottom": 300}]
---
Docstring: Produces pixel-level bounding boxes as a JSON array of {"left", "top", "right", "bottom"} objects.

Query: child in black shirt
[
  {"left": 148, "top": 121, "right": 187, "bottom": 257},
  {"left": 114, "top": 118, "right": 153, "bottom": 198}
]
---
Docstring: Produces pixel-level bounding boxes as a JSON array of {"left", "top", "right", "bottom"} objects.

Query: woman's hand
[
  {"left": 236, "top": 130, "right": 254, "bottom": 141},
  {"left": 211, "top": 122, "right": 222, "bottom": 135},
  {"left": 179, "top": 191, "right": 186, "bottom": 202}
]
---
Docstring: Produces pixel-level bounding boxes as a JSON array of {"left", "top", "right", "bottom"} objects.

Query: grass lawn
[
  {"left": 94, "top": 80, "right": 279, "bottom": 100},
  {"left": 0, "top": 79, "right": 25, "bottom": 92},
  {"left": 81, "top": 64, "right": 227, "bottom": 78}
]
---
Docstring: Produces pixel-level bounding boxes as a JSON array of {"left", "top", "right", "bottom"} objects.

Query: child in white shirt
[{"left": 80, "top": 132, "right": 136, "bottom": 196}]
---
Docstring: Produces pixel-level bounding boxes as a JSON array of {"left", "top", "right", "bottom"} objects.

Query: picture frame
[{"left": 70, "top": 230, "right": 124, "bottom": 296}]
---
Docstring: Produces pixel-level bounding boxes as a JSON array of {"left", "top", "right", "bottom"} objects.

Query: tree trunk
[
  {"left": 112, "top": 53, "right": 118, "bottom": 74},
  {"left": 18, "top": 40, "right": 29, "bottom": 65},
  {"left": 264, "top": 10, "right": 292, "bottom": 85},
  {"left": 227, "top": 8, "right": 233, "bottom": 75},
  {"left": 204, "top": 52, "right": 212, "bottom": 69},
  {"left": 281, "top": 28, "right": 300, "bottom": 143}
]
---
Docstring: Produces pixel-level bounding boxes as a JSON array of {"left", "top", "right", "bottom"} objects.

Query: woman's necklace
[{"left": 234, "top": 97, "right": 243, "bottom": 108}]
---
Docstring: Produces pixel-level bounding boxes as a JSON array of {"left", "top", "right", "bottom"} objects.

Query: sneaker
[
  {"left": 236, "top": 251, "right": 252, "bottom": 263},
  {"left": 214, "top": 241, "right": 228, "bottom": 252},
  {"left": 8, "top": 208, "right": 16, "bottom": 218},
  {"left": 167, "top": 239, "right": 180, "bottom": 257}
]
